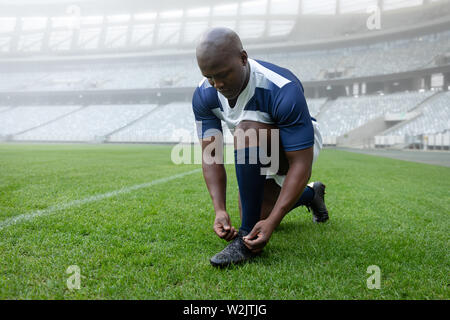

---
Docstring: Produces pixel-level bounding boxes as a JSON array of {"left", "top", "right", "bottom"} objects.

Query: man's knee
[
  {"left": 234, "top": 121, "right": 277, "bottom": 150},
  {"left": 235, "top": 120, "right": 276, "bottom": 132},
  {"left": 233, "top": 120, "right": 288, "bottom": 175}
]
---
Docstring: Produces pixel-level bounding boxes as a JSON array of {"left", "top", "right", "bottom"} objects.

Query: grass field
[{"left": 0, "top": 143, "right": 448, "bottom": 299}]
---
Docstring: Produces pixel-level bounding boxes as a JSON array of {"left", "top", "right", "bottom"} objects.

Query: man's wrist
[
  {"left": 266, "top": 213, "right": 282, "bottom": 231},
  {"left": 215, "top": 209, "right": 227, "bottom": 216}
]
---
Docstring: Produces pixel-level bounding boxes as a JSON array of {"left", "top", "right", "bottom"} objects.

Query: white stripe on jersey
[{"left": 251, "top": 59, "right": 291, "bottom": 89}]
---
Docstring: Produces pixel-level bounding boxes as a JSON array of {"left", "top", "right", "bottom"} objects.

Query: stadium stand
[
  {"left": 316, "top": 91, "right": 435, "bottom": 138},
  {"left": 0, "top": 59, "right": 199, "bottom": 92},
  {"left": 335, "top": 31, "right": 450, "bottom": 78},
  {"left": 1, "top": 31, "right": 449, "bottom": 92},
  {"left": 109, "top": 102, "right": 196, "bottom": 143},
  {"left": 426, "top": 131, "right": 450, "bottom": 150},
  {"left": 14, "top": 104, "right": 156, "bottom": 142},
  {"left": 254, "top": 31, "right": 450, "bottom": 80},
  {"left": 385, "top": 91, "right": 450, "bottom": 136},
  {"left": 0, "top": 105, "right": 82, "bottom": 136},
  {"left": 0, "top": 106, "right": 11, "bottom": 113},
  {"left": 306, "top": 98, "right": 328, "bottom": 117},
  {"left": 3, "top": 89, "right": 445, "bottom": 147}
]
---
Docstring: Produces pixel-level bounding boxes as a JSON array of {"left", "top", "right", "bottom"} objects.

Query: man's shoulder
[
  {"left": 192, "top": 79, "right": 221, "bottom": 118},
  {"left": 252, "top": 59, "right": 303, "bottom": 90},
  {"left": 193, "top": 79, "right": 219, "bottom": 107}
]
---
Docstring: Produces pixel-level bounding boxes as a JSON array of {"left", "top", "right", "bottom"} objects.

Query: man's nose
[{"left": 213, "top": 79, "right": 224, "bottom": 90}]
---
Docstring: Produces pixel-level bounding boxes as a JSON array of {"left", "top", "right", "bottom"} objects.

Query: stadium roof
[
  {"left": 0, "top": 0, "right": 446, "bottom": 16},
  {"left": 0, "top": 0, "right": 448, "bottom": 55},
  {"left": 0, "top": 0, "right": 241, "bottom": 16}
]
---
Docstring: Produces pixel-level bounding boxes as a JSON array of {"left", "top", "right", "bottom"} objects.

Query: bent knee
[
  {"left": 235, "top": 120, "right": 276, "bottom": 132},
  {"left": 234, "top": 121, "right": 278, "bottom": 149}
]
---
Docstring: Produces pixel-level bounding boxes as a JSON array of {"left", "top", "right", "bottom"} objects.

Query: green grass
[{"left": 0, "top": 143, "right": 448, "bottom": 299}]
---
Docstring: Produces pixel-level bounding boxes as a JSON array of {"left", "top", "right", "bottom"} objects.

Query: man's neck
[
  {"left": 228, "top": 98, "right": 238, "bottom": 108},
  {"left": 228, "top": 62, "right": 251, "bottom": 108}
]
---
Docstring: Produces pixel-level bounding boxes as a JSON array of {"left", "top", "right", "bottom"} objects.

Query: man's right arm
[
  {"left": 201, "top": 135, "right": 237, "bottom": 241},
  {"left": 201, "top": 134, "right": 227, "bottom": 213},
  {"left": 193, "top": 86, "right": 237, "bottom": 241}
]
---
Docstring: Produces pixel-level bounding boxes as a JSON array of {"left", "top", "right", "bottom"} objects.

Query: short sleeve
[
  {"left": 272, "top": 82, "right": 314, "bottom": 151},
  {"left": 192, "top": 87, "right": 222, "bottom": 139}
]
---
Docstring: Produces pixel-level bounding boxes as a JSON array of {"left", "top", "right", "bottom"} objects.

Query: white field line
[{"left": 0, "top": 168, "right": 201, "bottom": 230}]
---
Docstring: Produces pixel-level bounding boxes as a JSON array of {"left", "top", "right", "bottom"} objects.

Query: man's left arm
[{"left": 243, "top": 147, "right": 313, "bottom": 252}]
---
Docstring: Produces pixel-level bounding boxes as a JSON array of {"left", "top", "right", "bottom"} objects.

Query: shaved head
[
  {"left": 196, "top": 28, "right": 250, "bottom": 102},
  {"left": 196, "top": 27, "right": 243, "bottom": 65}
]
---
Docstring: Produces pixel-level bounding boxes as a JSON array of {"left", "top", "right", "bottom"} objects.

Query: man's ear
[{"left": 241, "top": 50, "right": 248, "bottom": 65}]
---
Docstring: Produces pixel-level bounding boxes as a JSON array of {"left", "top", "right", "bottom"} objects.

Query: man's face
[{"left": 197, "top": 52, "right": 248, "bottom": 100}]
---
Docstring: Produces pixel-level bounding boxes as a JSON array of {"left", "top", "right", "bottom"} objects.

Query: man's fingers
[
  {"left": 215, "top": 225, "right": 227, "bottom": 237},
  {"left": 224, "top": 228, "right": 238, "bottom": 241},
  {"left": 243, "top": 237, "right": 257, "bottom": 249},
  {"left": 214, "top": 222, "right": 238, "bottom": 241},
  {"left": 223, "top": 229, "right": 231, "bottom": 241},
  {"left": 243, "top": 235, "right": 265, "bottom": 250},
  {"left": 216, "top": 229, "right": 225, "bottom": 238},
  {"left": 217, "top": 226, "right": 230, "bottom": 240},
  {"left": 244, "top": 227, "right": 259, "bottom": 241},
  {"left": 244, "top": 237, "right": 258, "bottom": 246},
  {"left": 244, "top": 239, "right": 264, "bottom": 253}
]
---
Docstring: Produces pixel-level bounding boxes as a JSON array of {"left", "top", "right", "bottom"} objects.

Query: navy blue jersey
[{"left": 192, "top": 58, "right": 314, "bottom": 151}]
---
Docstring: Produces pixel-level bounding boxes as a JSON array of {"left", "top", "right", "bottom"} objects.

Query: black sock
[
  {"left": 234, "top": 146, "right": 267, "bottom": 233},
  {"left": 290, "top": 186, "right": 315, "bottom": 211}
]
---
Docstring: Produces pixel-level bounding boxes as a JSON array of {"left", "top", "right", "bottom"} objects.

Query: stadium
[{"left": 0, "top": 0, "right": 449, "bottom": 301}]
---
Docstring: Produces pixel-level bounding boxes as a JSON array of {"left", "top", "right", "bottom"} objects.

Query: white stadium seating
[
  {"left": 0, "top": 106, "right": 11, "bottom": 113},
  {"left": 317, "top": 91, "right": 434, "bottom": 138},
  {"left": 0, "top": 105, "right": 81, "bottom": 135},
  {"left": 14, "top": 104, "right": 156, "bottom": 142},
  {"left": 109, "top": 102, "right": 197, "bottom": 143},
  {"left": 306, "top": 98, "right": 327, "bottom": 118},
  {"left": 388, "top": 91, "right": 450, "bottom": 136},
  {"left": 0, "top": 31, "right": 448, "bottom": 92},
  {"left": 2, "top": 88, "right": 448, "bottom": 145},
  {"left": 3, "top": 90, "right": 446, "bottom": 146}
]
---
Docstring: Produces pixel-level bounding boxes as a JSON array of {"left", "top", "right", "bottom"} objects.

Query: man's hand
[
  {"left": 214, "top": 210, "right": 238, "bottom": 241},
  {"left": 242, "top": 219, "right": 275, "bottom": 253}
]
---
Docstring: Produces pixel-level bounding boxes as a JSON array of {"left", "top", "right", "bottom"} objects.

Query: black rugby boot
[{"left": 307, "top": 181, "right": 329, "bottom": 223}]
